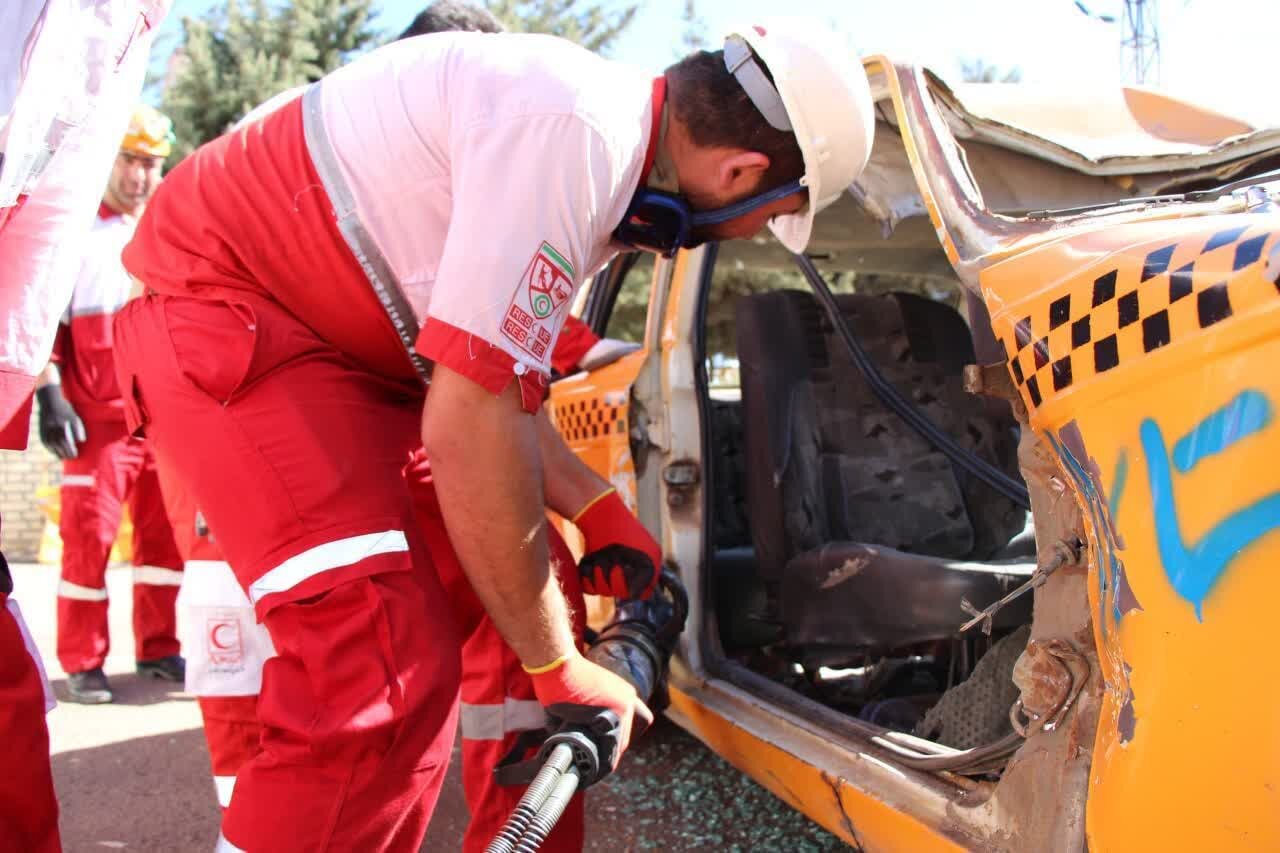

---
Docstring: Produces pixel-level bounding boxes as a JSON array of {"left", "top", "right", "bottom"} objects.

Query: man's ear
[{"left": 717, "top": 150, "right": 770, "bottom": 196}]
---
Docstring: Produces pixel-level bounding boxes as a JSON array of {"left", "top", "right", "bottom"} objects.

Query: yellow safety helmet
[{"left": 121, "top": 105, "right": 175, "bottom": 158}]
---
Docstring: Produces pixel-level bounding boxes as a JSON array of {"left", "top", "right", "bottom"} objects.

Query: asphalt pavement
[{"left": 12, "top": 561, "right": 844, "bottom": 852}]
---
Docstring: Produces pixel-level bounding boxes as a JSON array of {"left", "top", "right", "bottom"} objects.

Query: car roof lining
[{"left": 734, "top": 83, "right": 1280, "bottom": 280}]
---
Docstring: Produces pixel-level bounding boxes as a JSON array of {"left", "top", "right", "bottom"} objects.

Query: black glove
[{"left": 36, "top": 384, "right": 86, "bottom": 460}]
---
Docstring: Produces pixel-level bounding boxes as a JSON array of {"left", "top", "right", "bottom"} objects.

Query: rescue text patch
[{"left": 502, "top": 242, "right": 575, "bottom": 362}]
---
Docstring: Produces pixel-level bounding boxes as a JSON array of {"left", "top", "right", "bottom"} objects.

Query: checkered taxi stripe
[
  {"left": 553, "top": 397, "right": 627, "bottom": 442},
  {"left": 999, "top": 226, "right": 1279, "bottom": 409}
]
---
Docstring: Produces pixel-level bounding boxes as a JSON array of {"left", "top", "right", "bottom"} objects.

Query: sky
[{"left": 156, "top": 0, "right": 1280, "bottom": 128}]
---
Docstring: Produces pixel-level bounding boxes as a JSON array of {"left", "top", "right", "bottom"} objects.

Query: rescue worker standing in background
[
  {"left": 114, "top": 18, "right": 873, "bottom": 851},
  {"left": 36, "top": 106, "right": 185, "bottom": 704}
]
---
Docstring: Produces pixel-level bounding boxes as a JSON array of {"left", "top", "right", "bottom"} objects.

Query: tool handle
[
  {"left": 484, "top": 744, "right": 575, "bottom": 853},
  {"left": 512, "top": 768, "right": 581, "bottom": 853}
]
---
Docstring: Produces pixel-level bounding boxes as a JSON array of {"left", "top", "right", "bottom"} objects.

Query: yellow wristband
[
  {"left": 571, "top": 487, "right": 617, "bottom": 524},
  {"left": 522, "top": 653, "right": 570, "bottom": 675}
]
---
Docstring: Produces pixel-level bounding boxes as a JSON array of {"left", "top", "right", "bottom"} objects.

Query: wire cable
[{"left": 793, "top": 253, "right": 1032, "bottom": 510}]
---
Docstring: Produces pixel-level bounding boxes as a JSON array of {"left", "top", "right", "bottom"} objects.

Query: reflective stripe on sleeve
[
  {"left": 247, "top": 530, "right": 409, "bottom": 605},
  {"left": 58, "top": 580, "right": 108, "bottom": 601},
  {"left": 459, "top": 698, "right": 547, "bottom": 741},
  {"left": 61, "top": 474, "right": 96, "bottom": 487},
  {"left": 133, "top": 566, "right": 184, "bottom": 586},
  {"left": 213, "top": 775, "right": 236, "bottom": 808},
  {"left": 302, "top": 84, "right": 432, "bottom": 383}
]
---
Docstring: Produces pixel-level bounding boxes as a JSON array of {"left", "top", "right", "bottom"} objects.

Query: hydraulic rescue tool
[{"left": 485, "top": 569, "right": 689, "bottom": 853}]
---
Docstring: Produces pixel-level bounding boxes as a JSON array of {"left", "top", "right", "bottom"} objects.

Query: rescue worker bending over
[
  {"left": 114, "top": 18, "right": 872, "bottom": 851},
  {"left": 36, "top": 105, "right": 185, "bottom": 704},
  {"left": 163, "top": 2, "right": 654, "bottom": 839},
  {"left": 400, "top": 8, "right": 659, "bottom": 851}
]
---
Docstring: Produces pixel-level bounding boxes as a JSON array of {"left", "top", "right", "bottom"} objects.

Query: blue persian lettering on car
[
  {"left": 1171, "top": 391, "right": 1272, "bottom": 473},
  {"left": 1141, "top": 391, "right": 1280, "bottom": 619}
]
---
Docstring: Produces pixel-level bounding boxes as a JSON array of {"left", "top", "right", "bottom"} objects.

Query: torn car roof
[{"left": 912, "top": 68, "right": 1280, "bottom": 176}]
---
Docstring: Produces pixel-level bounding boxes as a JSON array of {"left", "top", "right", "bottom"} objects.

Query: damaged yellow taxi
[{"left": 551, "top": 59, "right": 1280, "bottom": 852}]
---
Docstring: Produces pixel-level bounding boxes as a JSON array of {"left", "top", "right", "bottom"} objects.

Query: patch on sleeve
[{"left": 501, "top": 242, "right": 576, "bottom": 362}]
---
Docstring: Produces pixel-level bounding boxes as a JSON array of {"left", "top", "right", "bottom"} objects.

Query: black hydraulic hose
[
  {"left": 792, "top": 253, "right": 1032, "bottom": 511},
  {"left": 485, "top": 744, "right": 576, "bottom": 853},
  {"left": 513, "top": 768, "right": 582, "bottom": 853}
]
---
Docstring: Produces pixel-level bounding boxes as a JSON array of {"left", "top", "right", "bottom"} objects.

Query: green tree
[
  {"left": 161, "top": 0, "right": 377, "bottom": 162},
  {"left": 297, "top": 0, "right": 377, "bottom": 73},
  {"left": 483, "top": 0, "right": 637, "bottom": 54}
]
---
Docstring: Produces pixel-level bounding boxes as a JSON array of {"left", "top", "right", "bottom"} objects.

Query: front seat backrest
[
  {"left": 736, "top": 289, "right": 1024, "bottom": 578},
  {"left": 736, "top": 290, "right": 827, "bottom": 579}
]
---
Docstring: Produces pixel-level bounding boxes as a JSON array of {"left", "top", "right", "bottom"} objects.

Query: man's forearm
[
  {"left": 423, "top": 368, "right": 576, "bottom": 668},
  {"left": 537, "top": 409, "right": 611, "bottom": 519},
  {"left": 35, "top": 362, "right": 58, "bottom": 390}
]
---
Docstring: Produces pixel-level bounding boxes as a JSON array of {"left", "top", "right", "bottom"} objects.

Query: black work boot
[
  {"left": 66, "top": 668, "right": 114, "bottom": 704},
  {"left": 136, "top": 654, "right": 186, "bottom": 682}
]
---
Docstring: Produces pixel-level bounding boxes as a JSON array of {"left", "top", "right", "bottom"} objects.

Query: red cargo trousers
[
  {"left": 407, "top": 448, "right": 587, "bottom": 853},
  {"left": 113, "top": 291, "right": 461, "bottom": 852},
  {"left": 56, "top": 421, "right": 183, "bottom": 674}
]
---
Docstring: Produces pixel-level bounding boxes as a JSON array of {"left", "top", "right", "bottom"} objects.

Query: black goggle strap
[{"left": 614, "top": 191, "right": 690, "bottom": 253}]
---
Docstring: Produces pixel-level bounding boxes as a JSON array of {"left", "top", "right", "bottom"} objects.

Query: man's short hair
[
  {"left": 399, "top": 1, "right": 505, "bottom": 39},
  {"left": 665, "top": 49, "right": 805, "bottom": 195}
]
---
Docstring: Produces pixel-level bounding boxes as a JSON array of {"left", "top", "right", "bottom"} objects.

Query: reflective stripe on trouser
[
  {"left": 215, "top": 776, "right": 236, "bottom": 809},
  {"left": 459, "top": 697, "right": 546, "bottom": 741},
  {"left": 56, "top": 420, "right": 183, "bottom": 673},
  {"left": 409, "top": 451, "right": 587, "bottom": 853},
  {"left": 0, "top": 593, "right": 62, "bottom": 853},
  {"left": 133, "top": 565, "right": 183, "bottom": 586},
  {"left": 58, "top": 579, "right": 107, "bottom": 601},
  {"left": 113, "top": 294, "right": 461, "bottom": 851}
]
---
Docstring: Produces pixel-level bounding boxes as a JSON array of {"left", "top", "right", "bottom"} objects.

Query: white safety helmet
[{"left": 723, "top": 19, "right": 875, "bottom": 253}]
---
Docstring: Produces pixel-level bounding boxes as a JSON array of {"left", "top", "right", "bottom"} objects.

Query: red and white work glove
[
  {"left": 525, "top": 649, "right": 654, "bottom": 770},
  {"left": 572, "top": 488, "right": 661, "bottom": 600}
]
